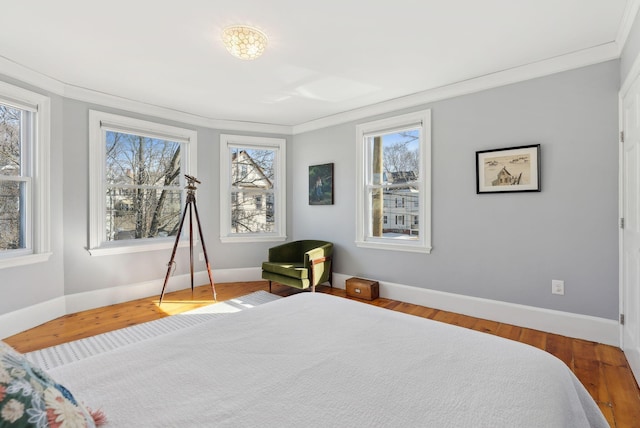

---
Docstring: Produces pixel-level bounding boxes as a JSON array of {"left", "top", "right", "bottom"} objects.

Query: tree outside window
[
  {"left": 0, "top": 104, "right": 26, "bottom": 251},
  {"left": 105, "top": 132, "right": 182, "bottom": 241}
]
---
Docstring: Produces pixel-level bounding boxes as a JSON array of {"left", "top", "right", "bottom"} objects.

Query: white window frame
[
  {"left": 355, "top": 109, "right": 431, "bottom": 253},
  {"left": 219, "top": 134, "right": 286, "bottom": 243},
  {"left": 0, "top": 82, "right": 51, "bottom": 269},
  {"left": 88, "top": 110, "right": 197, "bottom": 256}
]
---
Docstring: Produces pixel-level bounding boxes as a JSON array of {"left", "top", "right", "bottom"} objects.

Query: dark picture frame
[
  {"left": 309, "top": 163, "right": 334, "bottom": 205},
  {"left": 476, "top": 144, "right": 541, "bottom": 194}
]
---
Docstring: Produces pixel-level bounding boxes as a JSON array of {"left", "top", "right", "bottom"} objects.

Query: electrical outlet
[
  {"left": 199, "top": 252, "right": 204, "bottom": 262},
  {"left": 552, "top": 279, "right": 564, "bottom": 295}
]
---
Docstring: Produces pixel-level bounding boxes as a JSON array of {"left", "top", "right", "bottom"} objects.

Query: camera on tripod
[{"left": 184, "top": 174, "right": 201, "bottom": 185}]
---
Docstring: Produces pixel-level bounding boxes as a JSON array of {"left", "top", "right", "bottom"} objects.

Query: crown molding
[
  {"left": 0, "top": 39, "right": 623, "bottom": 137},
  {"left": 63, "top": 84, "right": 292, "bottom": 135},
  {"left": 292, "top": 42, "right": 620, "bottom": 135},
  {"left": 0, "top": 55, "right": 65, "bottom": 95},
  {"left": 616, "top": 0, "right": 640, "bottom": 54},
  {"left": 0, "top": 55, "right": 292, "bottom": 135}
]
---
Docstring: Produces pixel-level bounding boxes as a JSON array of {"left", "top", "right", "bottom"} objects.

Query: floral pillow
[{"left": 0, "top": 341, "right": 103, "bottom": 427}]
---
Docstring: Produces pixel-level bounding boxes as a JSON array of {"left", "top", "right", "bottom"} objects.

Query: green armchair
[{"left": 262, "top": 240, "right": 333, "bottom": 292}]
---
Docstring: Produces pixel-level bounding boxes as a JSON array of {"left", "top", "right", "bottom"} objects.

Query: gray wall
[
  {"left": 0, "top": 76, "right": 65, "bottom": 314},
  {"left": 292, "top": 60, "right": 620, "bottom": 320}
]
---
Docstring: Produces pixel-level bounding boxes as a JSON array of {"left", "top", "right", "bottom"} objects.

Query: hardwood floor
[{"left": 5, "top": 281, "right": 640, "bottom": 427}]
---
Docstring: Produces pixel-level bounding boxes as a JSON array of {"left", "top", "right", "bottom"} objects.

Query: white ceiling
[{"left": 0, "top": 1, "right": 634, "bottom": 130}]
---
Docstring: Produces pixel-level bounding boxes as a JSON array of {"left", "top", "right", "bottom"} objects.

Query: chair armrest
[
  {"left": 310, "top": 256, "right": 331, "bottom": 266},
  {"left": 304, "top": 243, "right": 333, "bottom": 268}
]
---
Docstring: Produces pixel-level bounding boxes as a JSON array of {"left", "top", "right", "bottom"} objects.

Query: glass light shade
[{"left": 222, "top": 25, "right": 268, "bottom": 60}]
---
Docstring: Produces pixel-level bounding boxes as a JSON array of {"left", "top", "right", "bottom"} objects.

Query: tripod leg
[
  {"left": 159, "top": 201, "right": 191, "bottom": 305},
  {"left": 189, "top": 202, "right": 194, "bottom": 299},
  {"left": 192, "top": 199, "right": 217, "bottom": 301}
]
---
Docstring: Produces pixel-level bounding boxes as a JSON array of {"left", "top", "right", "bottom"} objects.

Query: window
[
  {"left": 355, "top": 109, "right": 431, "bottom": 253},
  {"left": 0, "top": 82, "right": 50, "bottom": 269},
  {"left": 89, "top": 111, "right": 197, "bottom": 255},
  {"left": 220, "top": 134, "right": 286, "bottom": 243}
]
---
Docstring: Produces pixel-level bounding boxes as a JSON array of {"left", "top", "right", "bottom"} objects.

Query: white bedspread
[{"left": 50, "top": 293, "right": 607, "bottom": 427}]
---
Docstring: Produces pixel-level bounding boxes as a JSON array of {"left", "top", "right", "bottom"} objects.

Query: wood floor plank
[
  {"left": 597, "top": 343, "right": 629, "bottom": 368},
  {"left": 602, "top": 363, "right": 640, "bottom": 427},
  {"left": 573, "top": 341, "right": 610, "bottom": 407},
  {"left": 431, "top": 310, "right": 462, "bottom": 325},
  {"left": 405, "top": 306, "right": 438, "bottom": 319},
  {"left": 470, "top": 318, "right": 500, "bottom": 335},
  {"left": 446, "top": 313, "right": 478, "bottom": 329},
  {"left": 598, "top": 402, "right": 616, "bottom": 427},
  {"left": 519, "top": 328, "right": 547, "bottom": 351},
  {"left": 545, "top": 333, "right": 574, "bottom": 369},
  {"left": 494, "top": 323, "right": 523, "bottom": 341}
]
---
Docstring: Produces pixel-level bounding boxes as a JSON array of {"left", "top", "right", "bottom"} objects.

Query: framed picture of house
[
  {"left": 309, "top": 163, "right": 334, "bottom": 205},
  {"left": 476, "top": 144, "right": 541, "bottom": 194}
]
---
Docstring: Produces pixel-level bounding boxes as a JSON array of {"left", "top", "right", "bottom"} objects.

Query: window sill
[
  {"left": 220, "top": 234, "right": 287, "bottom": 244},
  {"left": 355, "top": 240, "right": 432, "bottom": 254},
  {"left": 87, "top": 239, "right": 191, "bottom": 256},
  {"left": 0, "top": 252, "right": 53, "bottom": 269}
]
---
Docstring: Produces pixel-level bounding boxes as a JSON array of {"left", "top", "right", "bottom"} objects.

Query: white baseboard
[
  {"left": 334, "top": 274, "right": 620, "bottom": 347},
  {"left": 2, "top": 269, "right": 619, "bottom": 347},
  {"left": 65, "top": 267, "right": 263, "bottom": 314},
  {"left": 0, "top": 297, "right": 66, "bottom": 340}
]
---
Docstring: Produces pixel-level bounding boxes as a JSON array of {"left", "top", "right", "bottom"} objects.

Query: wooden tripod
[{"left": 159, "top": 175, "right": 216, "bottom": 305}]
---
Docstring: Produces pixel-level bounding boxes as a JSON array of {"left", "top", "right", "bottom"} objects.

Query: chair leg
[
  {"left": 330, "top": 264, "right": 333, "bottom": 288},
  {"left": 269, "top": 280, "right": 272, "bottom": 293}
]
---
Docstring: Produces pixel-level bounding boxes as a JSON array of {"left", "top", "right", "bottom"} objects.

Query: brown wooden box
[{"left": 346, "top": 277, "right": 379, "bottom": 301}]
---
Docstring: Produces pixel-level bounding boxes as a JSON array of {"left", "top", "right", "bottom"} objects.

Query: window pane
[
  {"left": 106, "top": 188, "right": 182, "bottom": 241},
  {"left": 0, "top": 105, "right": 22, "bottom": 177},
  {"left": 0, "top": 180, "right": 25, "bottom": 250},
  {"left": 106, "top": 131, "right": 181, "bottom": 187},
  {"left": 231, "top": 191, "right": 274, "bottom": 233},
  {"left": 104, "top": 130, "right": 182, "bottom": 243},
  {"left": 368, "top": 129, "right": 420, "bottom": 241},
  {"left": 231, "top": 148, "right": 274, "bottom": 189},
  {"left": 370, "top": 186, "right": 419, "bottom": 239},
  {"left": 368, "top": 130, "right": 420, "bottom": 184}
]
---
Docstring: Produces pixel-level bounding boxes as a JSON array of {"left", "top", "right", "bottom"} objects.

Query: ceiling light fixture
[{"left": 222, "top": 25, "right": 268, "bottom": 60}]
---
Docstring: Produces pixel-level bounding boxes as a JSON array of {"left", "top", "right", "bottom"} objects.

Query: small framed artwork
[
  {"left": 309, "top": 163, "right": 334, "bottom": 205},
  {"left": 476, "top": 144, "right": 541, "bottom": 194}
]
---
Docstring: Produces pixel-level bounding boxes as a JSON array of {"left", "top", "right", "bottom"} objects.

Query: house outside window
[
  {"left": 89, "top": 111, "right": 197, "bottom": 255},
  {"left": 220, "top": 134, "right": 286, "bottom": 243},
  {"left": 0, "top": 82, "right": 51, "bottom": 269},
  {"left": 355, "top": 109, "right": 431, "bottom": 253}
]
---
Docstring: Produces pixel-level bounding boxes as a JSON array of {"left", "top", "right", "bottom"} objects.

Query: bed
[{"left": 4, "top": 292, "right": 607, "bottom": 427}]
